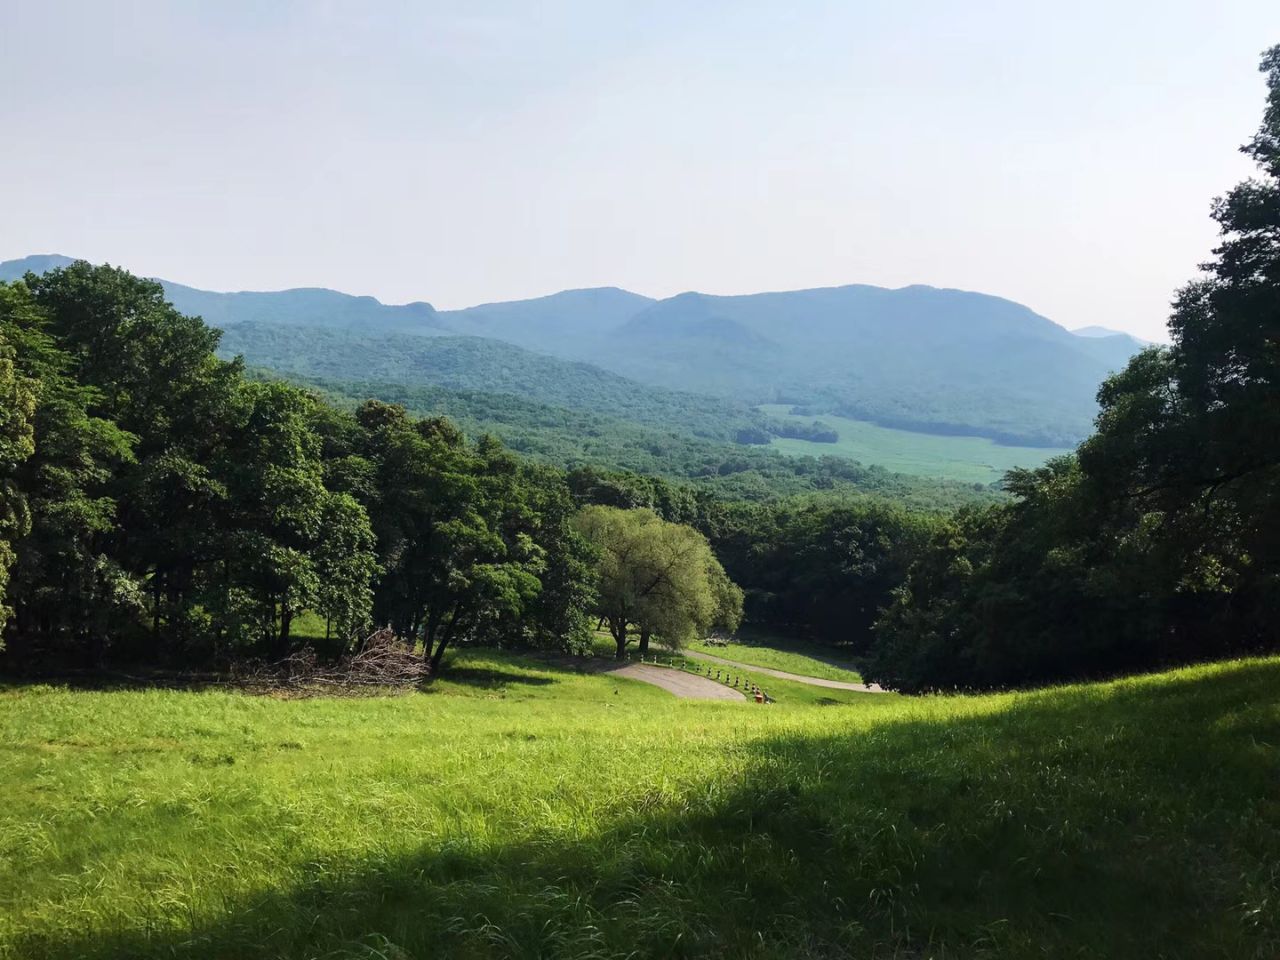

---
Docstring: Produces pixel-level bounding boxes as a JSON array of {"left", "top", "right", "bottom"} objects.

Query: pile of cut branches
[{"left": 232, "top": 628, "right": 427, "bottom": 695}]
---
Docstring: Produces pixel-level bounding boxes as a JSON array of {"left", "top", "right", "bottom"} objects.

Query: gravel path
[
  {"left": 606, "top": 662, "right": 744, "bottom": 700},
  {"left": 686, "top": 650, "right": 887, "bottom": 693}
]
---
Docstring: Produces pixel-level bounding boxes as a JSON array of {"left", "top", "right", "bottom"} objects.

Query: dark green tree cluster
[
  {"left": 866, "top": 47, "right": 1280, "bottom": 692},
  {"left": 711, "top": 500, "right": 939, "bottom": 651},
  {"left": 0, "top": 265, "right": 595, "bottom": 672}
]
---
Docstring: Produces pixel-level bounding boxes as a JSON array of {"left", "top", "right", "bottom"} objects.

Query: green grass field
[
  {"left": 759, "top": 404, "right": 1073, "bottom": 484},
  {"left": 3, "top": 651, "right": 1279, "bottom": 959},
  {"left": 686, "top": 640, "right": 864, "bottom": 684}
]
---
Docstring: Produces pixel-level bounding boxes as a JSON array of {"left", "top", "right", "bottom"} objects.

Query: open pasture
[{"left": 2, "top": 652, "right": 1278, "bottom": 959}]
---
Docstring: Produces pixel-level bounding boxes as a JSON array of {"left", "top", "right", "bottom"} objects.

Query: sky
[{"left": 2, "top": 1, "right": 1278, "bottom": 341}]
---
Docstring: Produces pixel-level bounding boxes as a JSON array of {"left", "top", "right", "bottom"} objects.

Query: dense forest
[{"left": 2, "top": 47, "right": 1277, "bottom": 694}]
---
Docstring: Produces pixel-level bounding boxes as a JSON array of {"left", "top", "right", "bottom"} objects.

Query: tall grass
[{"left": 2, "top": 652, "right": 1278, "bottom": 958}]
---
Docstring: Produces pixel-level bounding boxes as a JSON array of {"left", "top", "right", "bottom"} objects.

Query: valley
[{"left": 758, "top": 404, "right": 1074, "bottom": 484}]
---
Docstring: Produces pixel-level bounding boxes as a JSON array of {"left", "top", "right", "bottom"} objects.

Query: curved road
[
  {"left": 686, "top": 650, "right": 887, "bottom": 693},
  {"left": 607, "top": 662, "right": 744, "bottom": 700}
]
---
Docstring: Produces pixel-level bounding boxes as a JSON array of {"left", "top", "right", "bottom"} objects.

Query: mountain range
[{"left": 1, "top": 254, "right": 1147, "bottom": 448}]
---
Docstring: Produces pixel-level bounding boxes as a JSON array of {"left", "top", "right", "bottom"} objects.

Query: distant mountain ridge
[
  {"left": 0, "top": 254, "right": 452, "bottom": 336},
  {"left": 0, "top": 253, "right": 1145, "bottom": 446},
  {"left": 1072, "top": 325, "right": 1153, "bottom": 346}
]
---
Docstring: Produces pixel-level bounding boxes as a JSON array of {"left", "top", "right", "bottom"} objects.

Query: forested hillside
[
  {"left": 287, "top": 373, "right": 994, "bottom": 508},
  {"left": 219, "top": 321, "right": 781, "bottom": 444}
]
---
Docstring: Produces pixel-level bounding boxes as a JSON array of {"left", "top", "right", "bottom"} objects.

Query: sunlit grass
[
  {"left": 2, "top": 653, "right": 1278, "bottom": 958},
  {"left": 685, "top": 637, "right": 864, "bottom": 683}
]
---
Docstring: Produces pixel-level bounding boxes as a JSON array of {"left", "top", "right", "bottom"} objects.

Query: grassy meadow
[
  {"left": 759, "top": 404, "right": 1072, "bottom": 485},
  {"left": 2, "top": 651, "right": 1279, "bottom": 959},
  {"left": 686, "top": 635, "right": 865, "bottom": 683}
]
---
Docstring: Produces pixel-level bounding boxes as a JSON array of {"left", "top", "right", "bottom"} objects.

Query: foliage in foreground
[{"left": 1, "top": 655, "right": 1278, "bottom": 959}]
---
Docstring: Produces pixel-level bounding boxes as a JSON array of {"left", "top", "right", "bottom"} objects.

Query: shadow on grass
[
  {"left": 433, "top": 665, "right": 557, "bottom": 688},
  {"left": 0, "top": 667, "right": 229, "bottom": 694},
  {"left": 721, "top": 627, "right": 862, "bottom": 667},
  {"left": 13, "top": 659, "right": 1280, "bottom": 959}
]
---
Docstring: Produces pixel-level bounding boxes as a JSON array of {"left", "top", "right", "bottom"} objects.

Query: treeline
[
  {"left": 0, "top": 266, "right": 598, "bottom": 671},
  {"left": 865, "top": 47, "right": 1280, "bottom": 690},
  {"left": 735, "top": 421, "right": 838, "bottom": 445}
]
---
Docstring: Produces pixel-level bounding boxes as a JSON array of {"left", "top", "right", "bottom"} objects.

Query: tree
[
  {"left": 0, "top": 326, "right": 36, "bottom": 640},
  {"left": 1, "top": 282, "right": 137, "bottom": 659},
  {"left": 574, "top": 505, "right": 741, "bottom": 658}
]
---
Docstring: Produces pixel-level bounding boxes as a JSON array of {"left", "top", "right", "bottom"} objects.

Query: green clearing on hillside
[
  {"left": 3, "top": 653, "right": 1279, "bottom": 959},
  {"left": 685, "top": 637, "right": 865, "bottom": 683},
  {"left": 759, "top": 404, "right": 1073, "bottom": 485}
]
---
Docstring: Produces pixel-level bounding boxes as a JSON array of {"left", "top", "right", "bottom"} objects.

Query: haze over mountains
[{"left": 1, "top": 254, "right": 1145, "bottom": 448}]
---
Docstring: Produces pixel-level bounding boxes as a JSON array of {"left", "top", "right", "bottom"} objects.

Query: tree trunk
[
  {"left": 152, "top": 572, "right": 162, "bottom": 637},
  {"left": 638, "top": 628, "right": 651, "bottom": 656},
  {"left": 278, "top": 602, "right": 293, "bottom": 655},
  {"left": 608, "top": 615, "right": 629, "bottom": 659},
  {"left": 427, "top": 602, "right": 467, "bottom": 676},
  {"left": 428, "top": 636, "right": 450, "bottom": 676}
]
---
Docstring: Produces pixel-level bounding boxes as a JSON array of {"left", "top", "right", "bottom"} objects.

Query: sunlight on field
[
  {"left": 3, "top": 653, "right": 1278, "bottom": 959},
  {"left": 686, "top": 637, "right": 864, "bottom": 683},
  {"left": 759, "top": 404, "right": 1073, "bottom": 484}
]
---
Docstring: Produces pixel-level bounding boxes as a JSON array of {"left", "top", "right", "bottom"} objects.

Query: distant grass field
[
  {"left": 685, "top": 637, "right": 864, "bottom": 683},
  {"left": 759, "top": 404, "right": 1073, "bottom": 484},
  {"left": 3, "top": 652, "right": 1279, "bottom": 959}
]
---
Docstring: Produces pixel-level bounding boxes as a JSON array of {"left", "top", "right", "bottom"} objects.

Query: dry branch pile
[{"left": 232, "top": 628, "right": 427, "bottom": 694}]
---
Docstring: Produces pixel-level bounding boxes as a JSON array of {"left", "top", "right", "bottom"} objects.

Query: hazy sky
[{"left": 3, "top": 1, "right": 1278, "bottom": 340}]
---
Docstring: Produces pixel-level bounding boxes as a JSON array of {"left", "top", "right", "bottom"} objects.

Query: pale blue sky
[{"left": 3, "top": 1, "right": 1278, "bottom": 340}]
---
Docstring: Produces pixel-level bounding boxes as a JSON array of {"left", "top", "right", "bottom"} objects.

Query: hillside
[
  {"left": 440, "top": 286, "right": 656, "bottom": 353},
  {"left": 284, "top": 373, "right": 999, "bottom": 508},
  {"left": 219, "top": 322, "right": 786, "bottom": 444},
  {"left": 3, "top": 654, "right": 1277, "bottom": 958},
  {"left": 0, "top": 255, "right": 451, "bottom": 335},
  {"left": 572, "top": 285, "right": 1139, "bottom": 446},
  {"left": 1, "top": 255, "right": 1142, "bottom": 449}
]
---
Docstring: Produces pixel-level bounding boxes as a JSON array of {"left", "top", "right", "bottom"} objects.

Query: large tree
[{"left": 574, "top": 505, "right": 742, "bottom": 658}]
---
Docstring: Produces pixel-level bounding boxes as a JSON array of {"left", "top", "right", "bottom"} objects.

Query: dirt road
[
  {"left": 606, "top": 662, "right": 744, "bottom": 700},
  {"left": 686, "top": 650, "right": 887, "bottom": 693}
]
